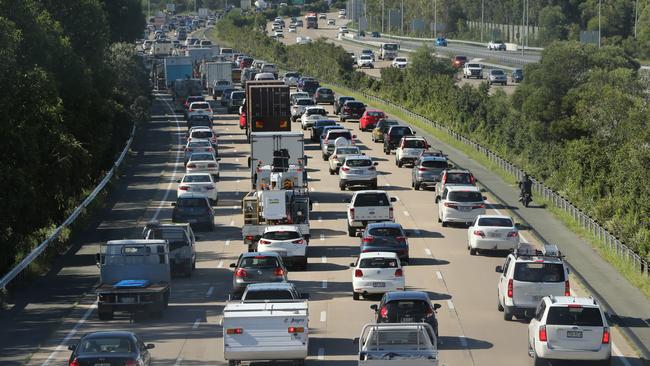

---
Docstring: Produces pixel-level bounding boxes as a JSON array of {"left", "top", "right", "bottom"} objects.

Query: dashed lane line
[
  {"left": 206, "top": 286, "right": 214, "bottom": 297},
  {"left": 436, "top": 271, "right": 443, "bottom": 280},
  {"left": 320, "top": 311, "right": 327, "bottom": 322},
  {"left": 192, "top": 318, "right": 201, "bottom": 330}
]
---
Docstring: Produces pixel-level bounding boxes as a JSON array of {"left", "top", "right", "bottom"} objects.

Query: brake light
[
  {"left": 350, "top": 208, "right": 355, "bottom": 220},
  {"left": 472, "top": 203, "right": 486, "bottom": 209},
  {"left": 235, "top": 268, "right": 247, "bottom": 277},
  {"left": 389, "top": 207, "right": 393, "bottom": 220},
  {"left": 394, "top": 268, "right": 403, "bottom": 277},
  {"left": 179, "top": 186, "right": 190, "bottom": 191},
  {"left": 565, "top": 280, "right": 571, "bottom": 296},
  {"left": 226, "top": 328, "right": 243, "bottom": 335},
  {"left": 362, "top": 236, "right": 374, "bottom": 243},
  {"left": 602, "top": 328, "right": 610, "bottom": 344},
  {"left": 292, "top": 239, "right": 305, "bottom": 244},
  {"left": 354, "top": 269, "right": 363, "bottom": 277},
  {"left": 395, "top": 236, "right": 406, "bottom": 241},
  {"left": 187, "top": 163, "right": 196, "bottom": 168},
  {"left": 470, "top": 175, "right": 475, "bottom": 184},
  {"left": 473, "top": 230, "right": 485, "bottom": 237},
  {"left": 507, "top": 231, "right": 518, "bottom": 237},
  {"left": 69, "top": 358, "right": 80, "bottom": 366},
  {"left": 125, "top": 360, "right": 138, "bottom": 366},
  {"left": 245, "top": 235, "right": 254, "bottom": 241},
  {"left": 207, "top": 147, "right": 214, "bottom": 152},
  {"left": 259, "top": 239, "right": 271, "bottom": 244},
  {"left": 507, "top": 279, "right": 513, "bottom": 298},
  {"left": 379, "top": 306, "right": 388, "bottom": 318},
  {"left": 418, "top": 168, "right": 428, "bottom": 171},
  {"left": 444, "top": 202, "right": 458, "bottom": 209},
  {"left": 341, "top": 167, "right": 350, "bottom": 172},
  {"left": 274, "top": 267, "right": 285, "bottom": 276},
  {"left": 538, "top": 325, "right": 547, "bottom": 342},
  {"left": 288, "top": 326, "right": 305, "bottom": 333}
]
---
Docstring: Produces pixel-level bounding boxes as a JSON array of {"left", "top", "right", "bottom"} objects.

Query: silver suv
[
  {"left": 338, "top": 154, "right": 378, "bottom": 190},
  {"left": 488, "top": 69, "right": 507, "bottom": 86},
  {"left": 411, "top": 155, "right": 449, "bottom": 190}
]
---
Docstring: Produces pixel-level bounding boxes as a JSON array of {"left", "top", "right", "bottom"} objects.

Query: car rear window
[
  {"left": 367, "top": 111, "right": 384, "bottom": 117},
  {"left": 315, "top": 121, "right": 337, "bottom": 128},
  {"left": 385, "top": 300, "right": 430, "bottom": 319},
  {"left": 447, "top": 191, "right": 483, "bottom": 202},
  {"left": 231, "top": 92, "right": 245, "bottom": 99},
  {"left": 188, "top": 140, "right": 211, "bottom": 148},
  {"left": 346, "top": 159, "right": 372, "bottom": 167},
  {"left": 336, "top": 147, "right": 360, "bottom": 155},
  {"left": 491, "top": 70, "right": 505, "bottom": 75},
  {"left": 303, "top": 81, "right": 319, "bottom": 88},
  {"left": 403, "top": 139, "right": 426, "bottom": 148},
  {"left": 189, "top": 153, "right": 214, "bottom": 161},
  {"left": 421, "top": 160, "right": 448, "bottom": 168},
  {"left": 296, "top": 99, "right": 314, "bottom": 106},
  {"left": 182, "top": 174, "right": 211, "bottom": 183},
  {"left": 187, "top": 96, "right": 204, "bottom": 103},
  {"left": 307, "top": 108, "right": 326, "bottom": 115},
  {"left": 354, "top": 193, "right": 390, "bottom": 207},
  {"left": 446, "top": 173, "right": 473, "bottom": 184},
  {"left": 546, "top": 307, "right": 603, "bottom": 326},
  {"left": 368, "top": 227, "right": 402, "bottom": 236},
  {"left": 192, "top": 103, "right": 210, "bottom": 109},
  {"left": 177, "top": 197, "right": 208, "bottom": 207},
  {"left": 467, "top": 63, "right": 481, "bottom": 68},
  {"left": 390, "top": 127, "right": 412, "bottom": 135},
  {"left": 240, "top": 256, "right": 280, "bottom": 268},
  {"left": 78, "top": 337, "right": 133, "bottom": 354},
  {"left": 368, "top": 330, "right": 425, "bottom": 347},
  {"left": 318, "top": 88, "right": 332, "bottom": 93},
  {"left": 327, "top": 131, "right": 352, "bottom": 140},
  {"left": 244, "top": 290, "right": 294, "bottom": 300},
  {"left": 514, "top": 263, "right": 565, "bottom": 282},
  {"left": 359, "top": 257, "right": 398, "bottom": 268},
  {"left": 346, "top": 102, "right": 365, "bottom": 108},
  {"left": 191, "top": 131, "right": 213, "bottom": 139},
  {"left": 262, "top": 231, "right": 301, "bottom": 240},
  {"left": 478, "top": 217, "right": 513, "bottom": 227}
]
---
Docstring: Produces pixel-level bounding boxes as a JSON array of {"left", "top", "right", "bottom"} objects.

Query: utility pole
[
  {"left": 521, "top": 0, "right": 525, "bottom": 56},
  {"left": 434, "top": 0, "right": 437, "bottom": 37},
  {"left": 598, "top": 0, "right": 601, "bottom": 47},
  {"left": 635, "top": 0, "right": 639, "bottom": 38},
  {"left": 401, "top": 0, "right": 404, "bottom": 34},
  {"left": 481, "top": 0, "right": 484, "bottom": 42},
  {"left": 382, "top": 0, "right": 385, "bottom": 33}
]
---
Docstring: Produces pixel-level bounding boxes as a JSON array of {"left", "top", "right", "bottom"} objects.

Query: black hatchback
[
  {"left": 68, "top": 331, "right": 154, "bottom": 366},
  {"left": 339, "top": 101, "right": 366, "bottom": 122},
  {"left": 383, "top": 125, "right": 415, "bottom": 153},
  {"left": 371, "top": 291, "right": 442, "bottom": 337}
]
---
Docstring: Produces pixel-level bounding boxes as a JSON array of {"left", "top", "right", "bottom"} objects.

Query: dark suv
[
  {"left": 339, "top": 100, "right": 366, "bottom": 122},
  {"left": 299, "top": 80, "right": 320, "bottom": 96},
  {"left": 313, "top": 87, "right": 335, "bottom": 105},
  {"left": 171, "top": 193, "right": 214, "bottom": 231},
  {"left": 383, "top": 125, "right": 415, "bottom": 154},
  {"left": 230, "top": 252, "right": 288, "bottom": 295},
  {"left": 334, "top": 96, "right": 355, "bottom": 115},
  {"left": 371, "top": 291, "right": 442, "bottom": 337},
  {"left": 360, "top": 222, "right": 409, "bottom": 263}
]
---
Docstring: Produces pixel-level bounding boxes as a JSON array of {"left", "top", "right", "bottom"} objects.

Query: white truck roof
[{"left": 223, "top": 301, "right": 308, "bottom": 317}]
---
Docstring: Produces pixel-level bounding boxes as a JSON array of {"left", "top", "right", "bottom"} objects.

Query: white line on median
[
  {"left": 320, "top": 311, "right": 327, "bottom": 322},
  {"left": 320, "top": 234, "right": 325, "bottom": 241},
  {"left": 424, "top": 248, "right": 432, "bottom": 256},
  {"left": 310, "top": 186, "right": 315, "bottom": 192},
  {"left": 321, "top": 256, "right": 327, "bottom": 263},
  {"left": 235, "top": 158, "right": 239, "bottom": 162},
  {"left": 403, "top": 210, "right": 410, "bottom": 217},
  {"left": 314, "top": 201, "right": 319, "bottom": 207},
  {"left": 447, "top": 300, "right": 455, "bottom": 310},
  {"left": 192, "top": 318, "right": 201, "bottom": 330},
  {"left": 232, "top": 205, "right": 239, "bottom": 209},
  {"left": 229, "top": 220, "right": 235, "bottom": 226},
  {"left": 225, "top": 240, "right": 230, "bottom": 246},
  {"left": 217, "top": 260, "right": 223, "bottom": 268},
  {"left": 174, "top": 356, "right": 183, "bottom": 366},
  {"left": 322, "top": 280, "right": 328, "bottom": 289},
  {"left": 152, "top": 98, "right": 183, "bottom": 220},
  {"left": 42, "top": 302, "right": 97, "bottom": 366},
  {"left": 206, "top": 286, "right": 214, "bottom": 297},
  {"left": 318, "top": 216, "right": 322, "bottom": 223},
  {"left": 317, "top": 347, "right": 325, "bottom": 360},
  {"left": 436, "top": 271, "right": 443, "bottom": 280}
]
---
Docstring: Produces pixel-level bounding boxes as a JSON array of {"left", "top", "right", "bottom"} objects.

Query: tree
[
  {"left": 538, "top": 5, "right": 567, "bottom": 44},
  {"left": 102, "top": 0, "right": 146, "bottom": 42}
]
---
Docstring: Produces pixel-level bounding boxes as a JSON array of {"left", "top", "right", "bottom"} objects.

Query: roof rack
[{"left": 513, "top": 244, "right": 565, "bottom": 259}]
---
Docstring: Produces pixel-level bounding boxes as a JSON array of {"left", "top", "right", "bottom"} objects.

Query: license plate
[
  {"left": 372, "top": 282, "right": 385, "bottom": 287},
  {"left": 95, "top": 363, "right": 111, "bottom": 366},
  {"left": 459, "top": 206, "right": 471, "bottom": 211},
  {"left": 402, "top": 317, "right": 414, "bottom": 322},
  {"left": 121, "top": 297, "right": 135, "bottom": 304},
  {"left": 351, "top": 169, "right": 363, "bottom": 174},
  {"left": 488, "top": 232, "right": 501, "bottom": 238},
  {"left": 369, "top": 211, "right": 375, "bottom": 215},
  {"left": 567, "top": 330, "right": 583, "bottom": 338}
]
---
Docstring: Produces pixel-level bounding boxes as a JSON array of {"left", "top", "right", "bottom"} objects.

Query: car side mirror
[
  {"left": 68, "top": 344, "right": 76, "bottom": 351},
  {"left": 229, "top": 263, "right": 237, "bottom": 268},
  {"left": 301, "top": 293, "right": 310, "bottom": 300},
  {"left": 349, "top": 262, "right": 355, "bottom": 267},
  {"left": 356, "top": 231, "right": 363, "bottom": 237},
  {"left": 433, "top": 303, "right": 442, "bottom": 310},
  {"left": 146, "top": 344, "right": 156, "bottom": 349},
  {"left": 370, "top": 304, "right": 378, "bottom": 311},
  {"left": 390, "top": 197, "right": 397, "bottom": 202},
  {"left": 495, "top": 265, "right": 503, "bottom": 273}
]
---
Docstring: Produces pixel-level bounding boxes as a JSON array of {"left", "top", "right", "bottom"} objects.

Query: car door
[
  {"left": 136, "top": 337, "right": 151, "bottom": 365},
  {"left": 498, "top": 256, "right": 512, "bottom": 302},
  {"left": 438, "top": 187, "right": 449, "bottom": 219}
]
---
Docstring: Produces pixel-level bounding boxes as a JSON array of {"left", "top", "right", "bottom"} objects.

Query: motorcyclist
[{"left": 518, "top": 174, "right": 532, "bottom": 202}]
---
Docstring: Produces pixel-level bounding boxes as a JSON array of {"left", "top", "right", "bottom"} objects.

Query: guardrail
[
  {"left": 0, "top": 123, "right": 137, "bottom": 291},
  {"left": 327, "top": 81, "right": 649, "bottom": 278}
]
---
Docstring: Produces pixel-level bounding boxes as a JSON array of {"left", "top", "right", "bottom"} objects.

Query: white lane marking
[
  {"left": 612, "top": 343, "right": 631, "bottom": 366},
  {"left": 459, "top": 336, "right": 468, "bottom": 347},
  {"left": 232, "top": 205, "right": 239, "bottom": 209},
  {"left": 235, "top": 158, "right": 240, "bottom": 162},
  {"left": 322, "top": 280, "right": 328, "bottom": 289},
  {"left": 310, "top": 186, "right": 315, "bottom": 192},
  {"left": 318, "top": 216, "right": 322, "bottom": 223},
  {"left": 217, "top": 260, "right": 224, "bottom": 268},
  {"left": 206, "top": 286, "right": 214, "bottom": 297},
  {"left": 225, "top": 239, "right": 231, "bottom": 246},
  {"left": 447, "top": 300, "right": 455, "bottom": 310},
  {"left": 153, "top": 98, "right": 183, "bottom": 220},
  {"left": 424, "top": 248, "right": 432, "bottom": 256},
  {"left": 308, "top": 174, "right": 312, "bottom": 179},
  {"left": 436, "top": 271, "right": 443, "bottom": 280},
  {"left": 237, "top": 179, "right": 241, "bottom": 183},
  {"left": 385, "top": 182, "right": 390, "bottom": 186},
  {"left": 321, "top": 256, "right": 327, "bottom": 263},
  {"left": 320, "top": 311, "right": 327, "bottom": 322},
  {"left": 317, "top": 347, "right": 325, "bottom": 360},
  {"left": 320, "top": 234, "right": 325, "bottom": 241},
  {"left": 314, "top": 201, "right": 319, "bottom": 206},
  {"left": 41, "top": 302, "right": 97, "bottom": 366},
  {"left": 192, "top": 318, "right": 201, "bottom": 330},
  {"left": 229, "top": 220, "right": 235, "bottom": 226},
  {"left": 174, "top": 356, "right": 183, "bottom": 366},
  {"left": 403, "top": 210, "right": 410, "bottom": 217},
  {"left": 234, "top": 148, "right": 238, "bottom": 152}
]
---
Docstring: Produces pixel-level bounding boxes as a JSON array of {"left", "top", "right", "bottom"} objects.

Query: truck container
[
  {"left": 164, "top": 56, "right": 193, "bottom": 88},
  {"left": 248, "top": 132, "right": 305, "bottom": 179},
  {"left": 186, "top": 47, "right": 213, "bottom": 64},
  {"left": 245, "top": 81, "right": 290, "bottom": 135},
  {"left": 202, "top": 61, "right": 232, "bottom": 94},
  {"left": 172, "top": 78, "right": 203, "bottom": 111}
]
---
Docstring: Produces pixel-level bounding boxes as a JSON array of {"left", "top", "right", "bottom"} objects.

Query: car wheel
[
  {"left": 322, "top": 153, "right": 327, "bottom": 161},
  {"left": 497, "top": 297, "right": 504, "bottom": 312},
  {"left": 397, "top": 160, "right": 403, "bottom": 168},
  {"left": 414, "top": 182, "right": 420, "bottom": 190},
  {"left": 341, "top": 117, "right": 346, "bottom": 122},
  {"left": 339, "top": 182, "right": 346, "bottom": 190},
  {"left": 441, "top": 221, "right": 448, "bottom": 227},
  {"left": 353, "top": 292, "right": 360, "bottom": 300},
  {"left": 532, "top": 349, "right": 545, "bottom": 366},
  {"left": 347, "top": 224, "right": 355, "bottom": 237},
  {"left": 503, "top": 307, "right": 513, "bottom": 321},
  {"left": 329, "top": 168, "right": 334, "bottom": 175},
  {"left": 469, "top": 247, "right": 477, "bottom": 255}
]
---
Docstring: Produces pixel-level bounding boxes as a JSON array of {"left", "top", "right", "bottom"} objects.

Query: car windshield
[
  {"left": 367, "top": 111, "right": 384, "bottom": 117},
  {"left": 177, "top": 197, "right": 207, "bottom": 207},
  {"left": 390, "top": 127, "right": 411, "bottom": 135},
  {"left": 359, "top": 257, "right": 398, "bottom": 268},
  {"left": 189, "top": 153, "right": 214, "bottom": 161},
  {"left": 327, "top": 131, "right": 352, "bottom": 140},
  {"left": 78, "top": 337, "right": 133, "bottom": 354},
  {"left": 383, "top": 44, "right": 398, "bottom": 51},
  {"left": 262, "top": 230, "right": 301, "bottom": 240},
  {"left": 513, "top": 262, "right": 565, "bottom": 282},
  {"left": 421, "top": 160, "right": 448, "bottom": 168},
  {"left": 385, "top": 300, "right": 430, "bottom": 320},
  {"left": 446, "top": 173, "right": 472, "bottom": 184},
  {"left": 491, "top": 70, "right": 505, "bottom": 75},
  {"left": 368, "top": 227, "right": 402, "bottom": 237},
  {"left": 231, "top": 92, "right": 245, "bottom": 99},
  {"left": 354, "top": 193, "right": 390, "bottom": 207},
  {"left": 403, "top": 139, "right": 426, "bottom": 148},
  {"left": 346, "top": 102, "right": 365, "bottom": 108},
  {"left": 447, "top": 191, "right": 482, "bottom": 202},
  {"left": 346, "top": 159, "right": 372, "bottom": 167},
  {"left": 315, "top": 121, "right": 337, "bottom": 128},
  {"left": 296, "top": 99, "right": 314, "bottom": 106},
  {"left": 183, "top": 174, "right": 211, "bottom": 183},
  {"left": 239, "top": 256, "right": 280, "bottom": 268},
  {"left": 336, "top": 147, "right": 360, "bottom": 155},
  {"left": 478, "top": 217, "right": 513, "bottom": 227},
  {"left": 360, "top": 55, "right": 372, "bottom": 60},
  {"left": 546, "top": 307, "right": 603, "bottom": 326},
  {"left": 188, "top": 141, "right": 211, "bottom": 148},
  {"left": 303, "top": 81, "right": 319, "bottom": 88},
  {"left": 191, "top": 131, "right": 213, "bottom": 139},
  {"left": 395, "top": 58, "right": 406, "bottom": 62},
  {"left": 244, "top": 290, "right": 294, "bottom": 300},
  {"left": 307, "top": 109, "right": 326, "bottom": 115}
]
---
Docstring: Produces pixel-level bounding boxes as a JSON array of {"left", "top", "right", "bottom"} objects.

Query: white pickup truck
[
  {"left": 346, "top": 190, "right": 396, "bottom": 237},
  {"left": 358, "top": 323, "right": 439, "bottom": 366},
  {"left": 222, "top": 300, "right": 309, "bottom": 366}
]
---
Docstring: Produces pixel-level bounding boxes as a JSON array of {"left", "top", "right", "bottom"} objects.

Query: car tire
[
  {"left": 322, "top": 153, "right": 327, "bottom": 161},
  {"left": 414, "top": 182, "right": 420, "bottom": 190},
  {"left": 532, "top": 349, "right": 545, "bottom": 366},
  {"left": 503, "top": 307, "right": 513, "bottom": 321},
  {"left": 347, "top": 224, "right": 355, "bottom": 237},
  {"left": 353, "top": 292, "right": 360, "bottom": 300},
  {"left": 441, "top": 221, "right": 448, "bottom": 227},
  {"left": 469, "top": 247, "right": 477, "bottom": 255},
  {"left": 339, "top": 182, "right": 346, "bottom": 191},
  {"left": 497, "top": 296, "right": 504, "bottom": 312},
  {"left": 397, "top": 160, "right": 403, "bottom": 168},
  {"left": 329, "top": 168, "right": 334, "bottom": 175},
  {"left": 384, "top": 148, "right": 389, "bottom": 155}
]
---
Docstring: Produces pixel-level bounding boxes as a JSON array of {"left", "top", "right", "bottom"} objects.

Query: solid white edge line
[
  {"left": 320, "top": 234, "right": 325, "bottom": 241},
  {"left": 153, "top": 98, "right": 183, "bottom": 220},
  {"left": 206, "top": 286, "right": 214, "bottom": 297},
  {"left": 41, "top": 302, "right": 97, "bottom": 366},
  {"left": 424, "top": 248, "right": 432, "bottom": 256},
  {"left": 320, "top": 311, "right": 327, "bottom": 322},
  {"left": 321, "top": 256, "right": 327, "bottom": 263},
  {"left": 436, "top": 271, "right": 443, "bottom": 280},
  {"left": 229, "top": 220, "right": 235, "bottom": 226},
  {"left": 217, "top": 260, "right": 224, "bottom": 268},
  {"left": 447, "top": 300, "right": 455, "bottom": 310},
  {"left": 612, "top": 343, "right": 631, "bottom": 366},
  {"left": 225, "top": 239, "right": 231, "bottom": 246},
  {"left": 174, "top": 356, "right": 183, "bottom": 366},
  {"left": 317, "top": 347, "right": 325, "bottom": 360},
  {"left": 192, "top": 318, "right": 201, "bottom": 330}
]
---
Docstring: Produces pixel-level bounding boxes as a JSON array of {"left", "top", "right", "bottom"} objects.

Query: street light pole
[
  {"left": 521, "top": 0, "right": 525, "bottom": 56},
  {"left": 401, "top": 0, "right": 404, "bottom": 34},
  {"left": 481, "top": 0, "right": 484, "bottom": 42},
  {"left": 598, "top": 0, "right": 602, "bottom": 47},
  {"left": 382, "top": 0, "right": 385, "bottom": 33},
  {"left": 434, "top": 0, "right": 437, "bottom": 37},
  {"left": 635, "top": 0, "right": 639, "bottom": 38}
]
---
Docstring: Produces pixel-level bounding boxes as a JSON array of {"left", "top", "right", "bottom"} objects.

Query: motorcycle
[{"left": 521, "top": 191, "right": 532, "bottom": 207}]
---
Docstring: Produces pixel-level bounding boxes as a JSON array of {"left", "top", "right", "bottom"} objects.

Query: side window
[
  {"left": 535, "top": 301, "right": 547, "bottom": 321},
  {"left": 502, "top": 257, "right": 511, "bottom": 276},
  {"left": 441, "top": 188, "right": 448, "bottom": 199}
]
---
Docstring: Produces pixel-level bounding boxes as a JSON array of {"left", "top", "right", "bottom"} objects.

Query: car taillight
[
  {"left": 69, "top": 358, "right": 80, "bottom": 366},
  {"left": 395, "top": 236, "right": 406, "bottom": 241},
  {"left": 185, "top": 147, "right": 193, "bottom": 151},
  {"left": 323, "top": 139, "right": 328, "bottom": 144},
  {"left": 245, "top": 235, "right": 254, "bottom": 241},
  {"left": 259, "top": 239, "right": 271, "bottom": 244},
  {"left": 292, "top": 239, "right": 305, "bottom": 244},
  {"left": 444, "top": 202, "right": 458, "bottom": 209},
  {"left": 187, "top": 163, "right": 196, "bottom": 168},
  {"left": 341, "top": 167, "right": 350, "bottom": 172},
  {"left": 507, "top": 231, "right": 518, "bottom": 237},
  {"left": 389, "top": 207, "right": 393, "bottom": 220},
  {"left": 208, "top": 163, "right": 216, "bottom": 168},
  {"left": 207, "top": 147, "right": 214, "bottom": 152},
  {"left": 362, "top": 236, "right": 374, "bottom": 243},
  {"left": 350, "top": 208, "right": 355, "bottom": 220},
  {"left": 426, "top": 307, "right": 434, "bottom": 317},
  {"left": 418, "top": 168, "right": 428, "bottom": 172},
  {"left": 470, "top": 175, "right": 475, "bottom": 184},
  {"left": 288, "top": 326, "right": 305, "bottom": 333},
  {"left": 394, "top": 268, "right": 403, "bottom": 277},
  {"left": 344, "top": 106, "right": 350, "bottom": 111},
  {"left": 538, "top": 325, "right": 547, "bottom": 342},
  {"left": 565, "top": 280, "right": 571, "bottom": 296},
  {"left": 98, "top": 294, "right": 114, "bottom": 302},
  {"left": 179, "top": 186, "right": 190, "bottom": 191},
  {"left": 354, "top": 269, "right": 363, "bottom": 277},
  {"left": 507, "top": 279, "right": 513, "bottom": 298},
  {"left": 274, "top": 267, "right": 285, "bottom": 276},
  {"left": 235, "top": 268, "right": 247, "bottom": 277},
  {"left": 125, "top": 360, "right": 138, "bottom": 366},
  {"left": 379, "top": 306, "right": 388, "bottom": 318},
  {"left": 473, "top": 230, "right": 485, "bottom": 237},
  {"left": 602, "top": 328, "right": 610, "bottom": 344},
  {"left": 226, "top": 328, "right": 243, "bottom": 335},
  {"left": 472, "top": 203, "right": 486, "bottom": 209}
]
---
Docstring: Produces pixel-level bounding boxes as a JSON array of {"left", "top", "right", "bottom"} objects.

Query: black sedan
[
  {"left": 360, "top": 222, "right": 410, "bottom": 263},
  {"left": 371, "top": 291, "right": 442, "bottom": 338},
  {"left": 68, "top": 331, "right": 154, "bottom": 366}
]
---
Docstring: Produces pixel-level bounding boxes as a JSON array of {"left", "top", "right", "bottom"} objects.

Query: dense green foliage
[
  {"left": 213, "top": 13, "right": 650, "bottom": 259},
  {"left": 0, "top": 0, "right": 150, "bottom": 276}
]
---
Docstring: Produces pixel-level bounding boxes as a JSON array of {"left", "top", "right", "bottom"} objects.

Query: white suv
[
  {"left": 257, "top": 225, "right": 308, "bottom": 270},
  {"left": 528, "top": 296, "right": 611, "bottom": 365},
  {"left": 301, "top": 106, "right": 327, "bottom": 130},
  {"left": 338, "top": 154, "right": 378, "bottom": 190},
  {"left": 437, "top": 185, "right": 486, "bottom": 227},
  {"left": 497, "top": 245, "right": 571, "bottom": 321},
  {"left": 395, "top": 136, "right": 428, "bottom": 167}
]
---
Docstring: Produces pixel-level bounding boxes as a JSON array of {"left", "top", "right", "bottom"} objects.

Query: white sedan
[
  {"left": 185, "top": 152, "right": 221, "bottom": 180},
  {"left": 177, "top": 173, "right": 217, "bottom": 204},
  {"left": 257, "top": 225, "right": 308, "bottom": 270},
  {"left": 328, "top": 145, "right": 361, "bottom": 174},
  {"left": 467, "top": 215, "right": 519, "bottom": 255},
  {"left": 300, "top": 106, "right": 328, "bottom": 130},
  {"left": 183, "top": 139, "right": 214, "bottom": 165},
  {"left": 351, "top": 252, "right": 405, "bottom": 300},
  {"left": 296, "top": 36, "right": 312, "bottom": 45},
  {"left": 392, "top": 57, "right": 408, "bottom": 68}
]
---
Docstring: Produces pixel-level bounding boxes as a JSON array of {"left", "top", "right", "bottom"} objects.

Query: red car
[
  {"left": 452, "top": 55, "right": 468, "bottom": 68},
  {"left": 239, "top": 111, "right": 247, "bottom": 129},
  {"left": 359, "top": 110, "right": 387, "bottom": 131}
]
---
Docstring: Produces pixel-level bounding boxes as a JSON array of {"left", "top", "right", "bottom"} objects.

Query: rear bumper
[
  {"left": 535, "top": 343, "right": 611, "bottom": 361},
  {"left": 225, "top": 345, "right": 308, "bottom": 361},
  {"left": 353, "top": 279, "right": 405, "bottom": 294},
  {"left": 471, "top": 238, "right": 519, "bottom": 251},
  {"left": 349, "top": 219, "right": 393, "bottom": 228}
]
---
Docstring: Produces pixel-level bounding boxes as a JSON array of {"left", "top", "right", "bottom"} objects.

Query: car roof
[
  {"left": 263, "top": 225, "right": 301, "bottom": 233},
  {"left": 245, "top": 282, "right": 296, "bottom": 291},
  {"left": 83, "top": 331, "right": 136, "bottom": 339},
  {"left": 305, "top": 106, "right": 326, "bottom": 110},
  {"left": 359, "top": 251, "right": 399, "bottom": 259},
  {"left": 365, "top": 109, "right": 383, "bottom": 113},
  {"left": 548, "top": 296, "right": 598, "bottom": 307},
  {"left": 420, "top": 155, "right": 447, "bottom": 161},
  {"left": 241, "top": 251, "right": 282, "bottom": 258},
  {"left": 384, "top": 291, "right": 430, "bottom": 301},
  {"left": 344, "top": 154, "right": 370, "bottom": 160},
  {"left": 366, "top": 221, "right": 403, "bottom": 229},
  {"left": 445, "top": 185, "right": 480, "bottom": 192},
  {"left": 444, "top": 168, "right": 471, "bottom": 174},
  {"left": 475, "top": 214, "right": 511, "bottom": 221},
  {"left": 187, "top": 138, "right": 211, "bottom": 144},
  {"left": 177, "top": 192, "right": 210, "bottom": 199}
]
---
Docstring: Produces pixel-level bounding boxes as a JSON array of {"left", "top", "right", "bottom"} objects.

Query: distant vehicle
[
  {"left": 357, "top": 54, "right": 374, "bottom": 68},
  {"left": 254, "top": 72, "right": 275, "bottom": 81},
  {"left": 487, "top": 69, "right": 507, "bottom": 86},
  {"left": 183, "top": 139, "right": 215, "bottom": 165},
  {"left": 313, "top": 87, "right": 335, "bottom": 105},
  {"left": 467, "top": 215, "right": 520, "bottom": 255},
  {"left": 383, "top": 125, "right": 415, "bottom": 154},
  {"left": 377, "top": 42, "right": 399, "bottom": 60},
  {"left": 434, "top": 169, "right": 475, "bottom": 203},
  {"left": 187, "top": 126, "right": 217, "bottom": 146},
  {"left": 321, "top": 128, "right": 355, "bottom": 160},
  {"left": 187, "top": 114, "right": 213, "bottom": 130},
  {"left": 301, "top": 106, "right": 328, "bottom": 130},
  {"left": 290, "top": 91, "right": 310, "bottom": 105},
  {"left": 488, "top": 40, "right": 506, "bottom": 51},
  {"left": 334, "top": 96, "right": 355, "bottom": 115},
  {"left": 290, "top": 98, "right": 315, "bottom": 122},
  {"left": 452, "top": 55, "right": 468, "bottom": 68},
  {"left": 185, "top": 151, "right": 220, "bottom": 180},
  {"left": 177, "top": 172, "right": 218, "bottom": 204},
  {"left": 463, "top": 63, "right": 483, "bottom": 79},
  {"left": 327, "top": 19, "right": 335, "bottom": 25},
  {"left": 339, "top": 26, "right": 349, "bottom": 34},
  {"left": 359, "top": 109, "right": 387, "bottom": 131},
  {"left": 411, "top": 154, "right": 448, "bottom": 190},
  {"left": 371, "top": 31, "right": 380, "bottom": 38},
  {"left": 395, "top": 136, "right": 429, "bottom": 167},
  {"left": 230, "top": 252, "right": 288, "bottom": 294},
  {"left": 345, "top": 190, "right": 396, "bottom": 237},
  {"left": 511, "top": 68, "right": 524, "bottom": 83},
  {"left": 371, "top": 118, "right": 399, "bottom": 143},
  {"left": 311, "top": 119, "right": 339, "bottom": 142},
  {"left": 371, "top": 291, "right": 442, "bottom": 337},
  {"left": 357, "top": 323, "right": 439, "bottom": 366},
  {"left": 359, "top": 222, "right": 409, "bottom": 263},
  {"left": 296, "top": 36, "right": 312, "bottom": 45},
  {"left": 67, "top": 331, "right": 155, "bottom": 366},
  {"left": 186, "top": 101, "right": 213, "bottom": 120},
  {"left": 351, "top": 252, "right": 404, "bottom": 300},
  {"left": 142, "top": 220, "right": 197, "bottom": 277},
  {"left": 256, "top": 225, "right": 308, "bottom": 269},
  {"left": 435, "top": 37, "right": 447, "bottom": 46},
  {"left": 328, "top": 144, "right": 361, "bottom": 173},
  {"left": 227, "top": 90, "right": 245, "bottom": 113},
  {"left": 437, "top": 185, "right": 486, "bottom": 227},
  {"left": 288, "top": 25, "right": 296, "bottom": 32},
  {"left": 240, "top": 282, "right": 307, "bottom": 301},
  {"left": 172, "top": 193, "right": 215, "bottom": 230},
  {"left": 340, "top": 100, "right": 366, "bottom": 122},
  {"left": 392, "top": 57, "right": 408, "bottom": 68},
  {"left": 361, "top": 49, "right": 375, "bottom": 61},
  {"left": 273, "top": 29, "right": 284, "bottom": 38},
  {"left": 338, "top": 154, "right": 378, "bottom": 190},
  {"left": 305, "top": 14, "right": 318, "bottom": 29}
]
